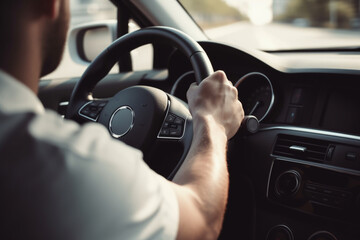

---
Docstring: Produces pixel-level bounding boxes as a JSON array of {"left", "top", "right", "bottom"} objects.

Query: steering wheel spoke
[
  {"left": 78, "top": 100, "right": 108, "bottom": 122},
  {"left": 158, "top": 109, "right": 187, "bottom": 140}
]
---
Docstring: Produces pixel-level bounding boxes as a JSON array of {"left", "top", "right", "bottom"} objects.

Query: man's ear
[{"left": 40, "top": 0, "right": 60, "bottom": 19}]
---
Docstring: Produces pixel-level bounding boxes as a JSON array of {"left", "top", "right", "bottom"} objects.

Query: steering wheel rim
[
  {"left": 66, "top": 26, "right": 213, "bottom": 119},
  {"left": 65, "top": 26, "right": 214, "bottom": 179}
]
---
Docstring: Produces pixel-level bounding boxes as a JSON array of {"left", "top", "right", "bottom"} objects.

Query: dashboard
[
  {"left": 169, "top": 41, "right": 360, "bottom": 136},
  {"left": 167, "top": 41, "right": 360, "bottom": 240}
]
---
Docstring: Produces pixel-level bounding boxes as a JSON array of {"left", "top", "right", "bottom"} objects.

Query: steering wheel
[{"left": 66, "top": 26, "right": 214, "bottom": 179}]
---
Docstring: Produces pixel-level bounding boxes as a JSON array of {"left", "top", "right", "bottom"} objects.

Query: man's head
[{"left": 0, "top": 0, "right": 70, "bottom": 85}]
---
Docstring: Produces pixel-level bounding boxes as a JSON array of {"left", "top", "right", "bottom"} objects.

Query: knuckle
[
  {"left": 238, "top": 99, "right": 243, "bottom": 109},
  {"left": 237, "top": 101, "right": 244, "bottom": 116},
  {"left": 199, "top": 80, "right": 211, "bottom": 92},
  {"left": 186, "top": 85, "right": 197, "bottom": 98},
  {"left": 213, "top": 70, "right": 227, "bottom": 83},
  {"left": 231, "top": 86, "right": 238, "bottom": 97}
]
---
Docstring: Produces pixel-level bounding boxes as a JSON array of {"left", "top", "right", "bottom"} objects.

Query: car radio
[{"left": 267, "top": 158, "right": 360, "bottom": 222}]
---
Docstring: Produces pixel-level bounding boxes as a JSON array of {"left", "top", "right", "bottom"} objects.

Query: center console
[{"left": 246, "top": 129, "right": 360, "bottom": 240}]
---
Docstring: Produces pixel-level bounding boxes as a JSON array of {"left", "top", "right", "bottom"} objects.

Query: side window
[{"left": 129, "top": 20, "right": 154, "bottom": 71}]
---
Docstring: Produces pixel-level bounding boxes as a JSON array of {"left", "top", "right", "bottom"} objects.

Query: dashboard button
[
  {"left": 305, "top": 184, "right": 319, "bottom": 192},
  {"left": 345, "top": 152, "right": 358, "bottom": 161},
  {"left": 266, "top": 225, "right": 294, "bottom": 240},
  {"left": 275, "top": 170, "right": 301, "bottom": 197},
  {"left": 286, "top": 107, "right": 301, "bottom": 124},
  {"left": 319, "top": 195, "right": 332, "bottom": 204},
  {"left": 336, "top": 191, "right": 352, "bottom": 199},
  {"left": 322, "top": 188, "right": 334, "bottom": 195}
]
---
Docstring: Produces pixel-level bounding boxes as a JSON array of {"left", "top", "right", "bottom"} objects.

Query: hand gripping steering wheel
[{"left": 66, "top": 26, "right": 215, "bottom": 179}]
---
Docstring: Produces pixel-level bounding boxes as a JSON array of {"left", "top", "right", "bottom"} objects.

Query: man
[{"left": 0, "top": 0, "right": 244, "bottom": 239}]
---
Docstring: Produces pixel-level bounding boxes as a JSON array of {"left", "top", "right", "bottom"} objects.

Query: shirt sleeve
[{"left": 4, "top": 110, "right": 179, "bottom": 240}]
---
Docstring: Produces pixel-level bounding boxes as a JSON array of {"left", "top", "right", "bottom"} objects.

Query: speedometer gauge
[{"left": 235, "top": 72, "right": 274, "bottom": 122}]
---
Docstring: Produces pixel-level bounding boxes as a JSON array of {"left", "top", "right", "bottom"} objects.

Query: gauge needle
[{"left": 249, "top": 101, "right": 261, "bottom": 115}]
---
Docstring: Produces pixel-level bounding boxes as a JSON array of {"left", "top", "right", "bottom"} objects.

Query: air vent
[{"left": 273, "top": 134, "right": 330, "bottom": 163}]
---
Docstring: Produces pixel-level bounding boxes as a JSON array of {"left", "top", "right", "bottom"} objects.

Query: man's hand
[{"left": 187, "top": 70, "right": 244, "bottom": 139}]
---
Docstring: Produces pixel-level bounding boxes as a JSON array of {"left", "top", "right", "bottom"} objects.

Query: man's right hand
[{"left": 186, "top": 70, "right": 244, "bottom": 139}]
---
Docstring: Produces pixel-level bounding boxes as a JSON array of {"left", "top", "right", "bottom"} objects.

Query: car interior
[{"left": 38, "top": 0, "right": 360, "bottom": 239}]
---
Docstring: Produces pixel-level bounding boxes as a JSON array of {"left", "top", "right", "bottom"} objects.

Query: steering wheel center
[{"left": 109, "top": 106, "right": 135, "bottom": 138}]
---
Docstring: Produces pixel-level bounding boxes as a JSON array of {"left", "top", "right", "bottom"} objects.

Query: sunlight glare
[{"left": 248, "top": 0, "right": 273, "bottom": 25}]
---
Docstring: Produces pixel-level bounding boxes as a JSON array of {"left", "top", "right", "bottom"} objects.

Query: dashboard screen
[{"left": 321, "top": 90, "right": 360, "bottom": 135}]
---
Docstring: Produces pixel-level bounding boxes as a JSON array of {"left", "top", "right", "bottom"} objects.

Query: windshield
[{"left": 180, "top": 0, "right": 360, "bottom": 51}]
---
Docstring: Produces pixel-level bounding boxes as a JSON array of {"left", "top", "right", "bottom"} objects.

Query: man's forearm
[
  {"left": 172, "top": 71, "right": 242, "bottom": 240},
  {"left": 172, "top": 114, "right": 229, "bottom": 237}
]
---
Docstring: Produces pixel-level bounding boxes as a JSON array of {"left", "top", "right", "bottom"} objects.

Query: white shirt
[{"left": 0, "top": 70, "right": 179, "bottom": 240}]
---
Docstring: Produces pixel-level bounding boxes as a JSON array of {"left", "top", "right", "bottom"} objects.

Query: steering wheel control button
[
  {"left": 160, "top": 128, "right": 170, "bottom": 136},
  {"left": 159, "top": 113, "right": 185, "bottom": 139},
  {"left": 166, "top": 114, "right": 176, "bottom": 122},
  {"left": 79, "top": 100, "right": 108, "bottom": 121},
  {"left": 169, "top": 128, "right": 182, "bottom": 137},
  {"left": 109, "top": 106, "right": 135, "bottom": 138},
  {"left": 266, "top": 225, "right": 294, "bottom": 240},
  {"left": 174, "top": 117, "right": 185, "bottom": 125}
]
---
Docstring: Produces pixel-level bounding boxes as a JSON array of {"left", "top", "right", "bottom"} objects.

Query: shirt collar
[{"left": 0, "top": 69, "right": 45, "bottom": 114}]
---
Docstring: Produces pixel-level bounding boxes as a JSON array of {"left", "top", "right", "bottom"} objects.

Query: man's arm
[{"left": 168, "top": 71, "right": 244, "bottom": 240}]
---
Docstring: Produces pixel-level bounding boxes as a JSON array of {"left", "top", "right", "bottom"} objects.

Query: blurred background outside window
[
  {"left": 44, "top": 0, "right": 360, "bottom": 80},
  {"left": 180, "top": 0, "right": 360, "bottom": 50}
]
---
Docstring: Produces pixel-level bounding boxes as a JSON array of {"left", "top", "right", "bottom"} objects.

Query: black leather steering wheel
[{"left": 66, "top": 26, "right": 214, "bottom": 179}]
